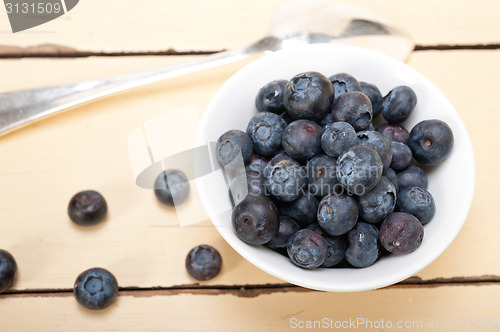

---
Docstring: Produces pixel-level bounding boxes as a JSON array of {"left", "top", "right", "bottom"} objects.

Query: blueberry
[
  {"left": 408, "top": 119, "right": 454, "bottom": 166},
  {"left": 336, "top": 145, "right": 383, "bottom": 195},
  {"left": 359, "top": 81, "right": 383, "bottom": 118},
  {"left": 345, "top": 222, "right": 379, "bottom": 268},
  {"left": 280, "top": 111, "right": 295, "bottom": 125},
  {"left": 216, "top": 130, "right": 253, "bottom": 166},
  {"left": 317, "top": 193, "right": 358, "bottom": 236},
  {"left": 321, "top": 235, "right": 347, "bottom": 268},
  {"left": 287, "top": 229, "right": 328, "bottom": 268},
  {"left": 186, "top": 245, "right": 223, "bottom": 281},
  {"left": 381, "top": 86, "right": 417, "bottom": 124},
  {"left": 306, "top": 154, "right": 338, "bottom": 198},
  {"left": 383, "top": 167, "right": 399, "bottom": 192},
  {"left": 73, "top": 268, "right": 118, "bottom": 310},
  {"left": 68, "top": 190, "right": 107, "bottom": 226},
  {"left": 318, "top": 113, "right": 334, "bottom": 128},
  {"left": 245, "top": 154, "right": 269, "bottom": 175},
  {"left": 390, "top": 141, "right": 412, "bottom": 170},
  {"left": 264, "top": 159, "right": 306, "bottom": 202},
  {"left": 396, "top": 187, "right": 435, "bottom": 224},
  {"left": 375, "top": 123, "right": 410, "bottom": 144},
  {"left": 283, "top": 71, "right": 334, "bottom": 121},
  {"left": 247, "top": 112, "right": 287, "bottom": 157},
  {"left": 282, "top": 120, "right": 323, "bottom": 161},
  {"left": 357, "top": 130, "right": 393, "bottom": 170},
  {"left": 262, "top": 151, "right": 292, "bottom": 178},
  {"left": 331, "top": 91, "right": 373, "bottom": 131},
  {"left": 232, "top": 195, "right": 279, "bottom": 245},
  {"left": 379, "top": 212, "right": 424, "bottom": 254},
  {"left": 255, "top": 80, "right": 287, "bottom": 114},
  {"left": 280, "top": 192, "right": 319, "bottom": 227},
  {"left": 0, "top": 249, "right": 17, "bottom": 293},
  {"left": 229, "top": 171, "right": 266, "bottom": 206},
  {"left": 321, "top": 121, "right": 357, "bottom": 158},
  {"left": 154, "top": 170, "right": 190, "bottom": 206},
  {"left": 357, "top": 177, "right": 397, "bottom": 224},
  {"left": 328, "top": 73, "right": 361, "bottom": 100},
  {"left": 267, "top": 217, "right": 302, "bottom": 249},
  {"left": 397, "top": 165, "right": 428, "bottom": 190}
]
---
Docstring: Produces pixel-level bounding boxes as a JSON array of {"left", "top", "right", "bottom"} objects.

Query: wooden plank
[
  {"left": 1, "top": 284, "right": 500, "bottom": 331},
  {"left": 0, "top": 0, "right": 499, "bottom": 54},
  {"left": 0, "top": 50, "right": 499, "bottom": 291}
]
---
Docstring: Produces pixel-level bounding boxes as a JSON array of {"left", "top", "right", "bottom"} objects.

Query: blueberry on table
[
  {"left": 357, "top": 130, "right": 393, "bottom": 170},
  {"left": 266, "top": 217, "right": 302, "bottom": 250},
  {"left": 336, "top": 145, "right": 383, "bottom": 195},
  {"left": 306, "top": 154, "right": 338, "bottom": 198},
  {"left": 397, "top": 165, "right": 428, "bottom": 190},
  {"left": 282, "top": 120, "right": 323, "bottom": 161},
  {"left": 255, "top": 79, "right": 288, "bottom": 114},
  {"left": 73, "top": 268, "right": 118, "bottom": 310},
  {"left": 357, "top": 177, "right": 397, "bottom": 224},
  {"left": 375, "top": 123, "right": 410, "bottom": 144},
  {"left": 232, "top": 195, "right": 279, "bottom": 245},
  {"left": 154, "top": 169, "right": 190, "bottom": 206},
  {"left": 0, "top": 249, "right": 17, "bottom": 293},
  {"left": 381, "top": 86, "right": 417, "bottom": 124},
  {"left": 396, "top": 186, "right": 436, "bottom": 224},
  {"left": 359, "top": 81, "right": 383, "bottom": 118},
  {"left": 287, "top": 229, "right": 328, "bottom": 269},
  {"left": 246, "top": 112, "right": 287, "bottom": 156},
  {"left": 379, "top": 212, "right": 424, "bottom": 254},
  {"left": 185, "top": 245, "right": 223, "bottom": 281},
  {"left": 280, "top": 192, "right": 319, "bottom": 227},
  {"left": 328, "top": 73, "right": 361, "bottom": 100},
  {"left": 317, "top": 193, "right": 358, "bottom": 236},
  {"left": 264, "top": 159, "right": 306, "bottom": 202},
  {"left": 283, "top": 71, "right": 334, "bottom": 121},
  {"left": 390, "top": 141, "right": 412, "bottom": 170},
  {"left": 216, "top": 129, "right": 253, "bottom": 166},
  {"left": 321, "top": 121, "right": 357, "bottom": 158},
  {"left": 345, "top": 222, "right": 379, "bottom": 268},
  {"left": 68, "top": 190, "right": 107, "bottom": 226},
  {"left": 331, "top": 91, "right": 373, "bottom": 131},
  {"left": 408, "top": 119, "right": 454, "bottom": 166}
]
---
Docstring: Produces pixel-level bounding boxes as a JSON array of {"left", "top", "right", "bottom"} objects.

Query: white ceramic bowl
[{"left": 195, "top": 44, "right": 475, "bottom": 292}]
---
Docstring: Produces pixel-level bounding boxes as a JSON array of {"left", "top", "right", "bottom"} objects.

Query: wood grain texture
[
  {"left": 0, "top": 0, "right": 499, "bottom": 54},
  {"left": 0, "top": 50, "right": 498, "bottom": 291},
  {"left": 1, "top": 284, "right": 499, "bottom": 331}
]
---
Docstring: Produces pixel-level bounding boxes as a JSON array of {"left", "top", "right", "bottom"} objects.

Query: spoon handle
[{"left": 0, "top": 47, "right": 255, "bottom": 137}]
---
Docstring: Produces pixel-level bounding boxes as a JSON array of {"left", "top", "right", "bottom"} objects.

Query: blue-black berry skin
[
  {"left": 331, "top": 91, "right": 373, "bottom": 131},
  {"left": 408, "top": 119, "right": 454, "bottom": 166},
  {"left": 264, "top": 159, "right": 306, "bottom": 202},
  {"left": 359, "top": 82, "right": 383, "bottom": 118},
  {"left": 336, "top": 145, "right": 383, "bottom": 195},
  {"left": 68, "top": 190, "right": 107, "bottom": 226},
  {"left": 357, "top": 130, "right": 393, "bottom": 170},
  {"left": 287, "top": 229, "right": 328, "bottom": 269},
  {"left": 379, "top": 212, "right": 424, "bottom": 254},
  {"left": 232, "top": 195, "right": 279, "bottom": 245},
  {"left": 376, "top": 123, "right": 410, "bottom": 144},
  {"left": 280, "top": 192, "right": 319, "bottom": 227},
  {"left": 73, "top": 268, "right": 118, "bottom": 310},
  {"left": 397, "top": 165, "right": 428, "bottom": 190},
  {"left": 246, "top": 154, "right": 269, "bottom": 175},
  {"left": 396, "top": 187, "right": 436, "bottom": 224},
  {"left": 283, "top": 72, "right": 334, "bottom": 121},
  {"left": 0, "top": 249, "right": 17, "bottom": 293},
  {"left": 306, "top": 154, "right": 338, "bottom": 198},
  {"left": 383, "top": 167, "right": 399, "bottom": 192},
  {"left": 267, "top": 217, "right": 302, "bottom": 249},
  {"left": 247, "top": 112, "right": 287, "bottom": 157},
  {"left": 282, "top": 120, "right": 323, "bottom": 161},
  {"left": 305, "top": 223, "right": 347, "bottom": 267},
  {"left": 381, "top": 86, "right": 417, "bottom": 124},
  {"left": 229, "top": 171, "right": 266, "bottom": 207},
  {"left": 345, "top": 222, "right": 379, "bottom": 268},
  {"left": 317, "top": 193, "right": 358, "bottom": 236},
  {"left": 321, "top": 121, "right": 357, "bottom": 158},
  {"left": 154, "top": 170, "right": 190, "bottom": 206},
  {"left": 186, "top": 245, "right": 223, "bottom": 281},
  {"left": 329, "top": 73, "right": 361, "bottom": 100},
  {"left": 390, "top": 141, "right": 412, "bottom": 171},
  {"left": 216, "top": 130, "right": 253, "bottom": 166},
  {"left": 357, "top": 177, "right": 397, "bottom": 224},
  {"left": 255, "top": 80, "right": 287, "bottom": 114}
]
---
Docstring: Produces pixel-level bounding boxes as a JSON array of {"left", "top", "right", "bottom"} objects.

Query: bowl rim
[{"left": 195, "top": 43, "right": 476, "bottom": 292}]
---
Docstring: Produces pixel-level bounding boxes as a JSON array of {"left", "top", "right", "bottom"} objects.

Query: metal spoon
[{"left": 0, "top": 0, "right": 413, "bottom": 136}]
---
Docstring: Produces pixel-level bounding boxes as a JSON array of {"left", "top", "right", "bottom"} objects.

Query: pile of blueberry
[{"left": 217, "top": 71, "right": 454, "bottom": 269}]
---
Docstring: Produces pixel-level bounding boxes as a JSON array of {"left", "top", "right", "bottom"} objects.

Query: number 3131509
[{"left": 5, "top": 2, "right": 62, "bottom": 14}]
